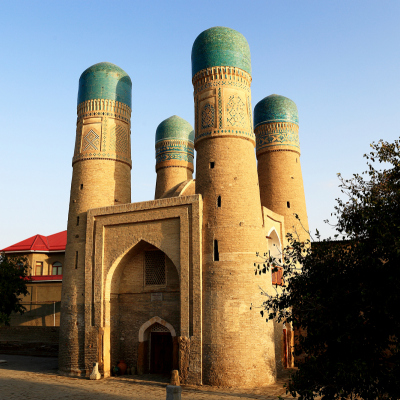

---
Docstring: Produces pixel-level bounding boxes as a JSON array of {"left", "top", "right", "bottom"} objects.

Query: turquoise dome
[
  {"left": 77, "top": 62, "right": 132, "bottom": 108},
  {"left": 191, "top": 27, "right": 251, "bottom": 77},
  {"left": 254, "top": 94, "right": 299, "bottom": 127},
  {"left": 155, "top": 116, "right": 194, "bottom": 143}
]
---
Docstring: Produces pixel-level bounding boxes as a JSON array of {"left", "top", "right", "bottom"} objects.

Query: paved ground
[{"left": 0, "top": 355, "right": 294, "bottom": 400}]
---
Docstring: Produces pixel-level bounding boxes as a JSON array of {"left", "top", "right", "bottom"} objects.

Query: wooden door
[{"left": 150, "top": 332, "right": 173, "bottom": 374}]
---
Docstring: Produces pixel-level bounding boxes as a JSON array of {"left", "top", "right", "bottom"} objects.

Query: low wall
[{"left": 0, "top": 326, "right": 59, "bottom": 357}]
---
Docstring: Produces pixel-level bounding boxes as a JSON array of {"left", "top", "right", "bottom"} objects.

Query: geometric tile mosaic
[
  {"left": 201, "top": 103, "right": 215, "bottom": 129},
  {"left": 116, "top": 125, "right": 129, "bottom": 155},
  {"left": 226, "top": 95, "right": 246, "bottom": 128},
  {"left": 82, "top": 129, "right": 99, "bottom": 151}
]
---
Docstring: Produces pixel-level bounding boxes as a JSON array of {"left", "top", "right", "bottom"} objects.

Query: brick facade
[{"left": 58, "top": 28, "right": 309, "bottom": 388}]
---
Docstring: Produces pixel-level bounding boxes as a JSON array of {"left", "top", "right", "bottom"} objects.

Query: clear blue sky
[{"left": 1, "top": 0, "right": 399, "bottom": 248}]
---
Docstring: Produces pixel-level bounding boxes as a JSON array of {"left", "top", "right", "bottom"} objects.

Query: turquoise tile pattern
[
  {"left": 78, "top": 62, "right": 132, "bottom": 108},
  {"left": 155, "top": 116, "right": 194, "bottom": 164},
  {"left": 255, "top": 125, "right": 300, "bottom": 152},
  {"left": 191, "top": 27, "right": 251, "bottom": 77},
  {"left": 155, "top": 115, "right": 194, "bottom": 143},
  {"left": 254, "top": 94, "right": 299, "bottom": 127}
]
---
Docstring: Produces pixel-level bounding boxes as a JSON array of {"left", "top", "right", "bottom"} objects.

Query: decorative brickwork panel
[
  {"left": 144, "top": 251, "right": 166, "bottom": 286},
  {"left": 102, "top": 117, "right": 108, "bottom": 152},
  {"left": 226, "top": 94, "right": 246, "bottom": 128},
  {"left": 82, "top": 129, "right": 100, "bottom": 151},
  {"left": 201, "top": 103, "right": 215, "bottom": 129},
  {"left": 218, "top": 88, "right": 223, "bottom": 128},
  {"left": 116, "top": 124, "right": 129, "bottom": 155},
  {"left": 247, "top": 95, "right": 253, "bottom": 131}
]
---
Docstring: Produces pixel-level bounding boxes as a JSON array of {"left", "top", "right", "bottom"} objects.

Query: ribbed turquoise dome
[
  {"left": 254, "top": 94, "right": 299, "bottom": 127},
  {"left": 191, "top": 27, "right": 251, "bottom": 77},
  {"left": 155, "top": 116, "right": 194, "bottom": 143},
  {"left": 77, "top": 62, "right": 132, "bottom": 108}
]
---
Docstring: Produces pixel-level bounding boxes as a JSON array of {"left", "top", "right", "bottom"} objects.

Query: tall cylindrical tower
[
  {"left": 59, "top": 62, "right": 132, "bottom": 375},
  {"left": 154, "top": 115, "right": 194, "bottom": 199},
  {"left": 254, "top": 94, "right": 309, "bottom": 241},
  {"left": 192, "top": 27, "right": 276, "bottom": 387}
]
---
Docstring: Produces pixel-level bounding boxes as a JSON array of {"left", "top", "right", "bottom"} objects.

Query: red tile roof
[{"left": 1, "top": 231, "right": 67, "bottom": 253}]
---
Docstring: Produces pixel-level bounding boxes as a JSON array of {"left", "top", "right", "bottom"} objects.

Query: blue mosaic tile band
[
  {"left": 78, "top": 62, "right": 132, "bottom": 108},
  {"left": 156, "top": 152, "right": 194, "bottom": 164},
  {"left": 254, "top": 94, "right": 299, "bottom": 127},
  {"left": 156, "top": 141, "right": 194, "bottom": 159},
  {"left": 155, "top": 115, "right": 194, "bottom": 143},
  {"left": 256, "top": 124, "right": 300, "bottom": 154},
  {"left": 191, "top": 27, "right": 251, "bottom": 77}
]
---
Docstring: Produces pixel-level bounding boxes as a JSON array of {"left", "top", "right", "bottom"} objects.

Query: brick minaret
[
  {"left": 154, "top": 115, "right": 194, "bottom": 199},
  {"left": 254, "top": 94, "right": 309, "bottom": 242},
  {"left": 59, "top": 62, "right": 132, "bottom": 376},
  {"left": 192, "top": 27, "right": 276, "bottom": 387}
]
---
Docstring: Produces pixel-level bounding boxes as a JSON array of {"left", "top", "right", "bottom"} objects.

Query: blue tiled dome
[
  {"left": 254, "top": 94, "right": 299, "bottom": 127},
  {"left": 155, "top": 116, "right": 194, "bottom": 143},
  {"left": 77, "top": 62, "right": 132, "bottom": 108},
  {"left": 191, "top": 27, "right": 251, "bottom": 77}
]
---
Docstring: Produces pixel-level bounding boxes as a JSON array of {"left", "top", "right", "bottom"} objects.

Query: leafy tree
[
  {"left": 0, "top": 253, "right": 31, "bottom": 326},
  {"left": 258, "top": 138, "right": 400, "bottom": 399}
]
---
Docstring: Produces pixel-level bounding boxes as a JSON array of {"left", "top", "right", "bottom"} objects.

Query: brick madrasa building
[{"left": 59, "top": 26, "right": 309, "bottom": 387}]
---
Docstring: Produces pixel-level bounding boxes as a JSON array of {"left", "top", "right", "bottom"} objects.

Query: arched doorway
[
  {"left": 138, "top": 317, "right": 177, "bottom": 374},
  {"left": 150, "top": 324, "right": 173, "bottom": 373}
]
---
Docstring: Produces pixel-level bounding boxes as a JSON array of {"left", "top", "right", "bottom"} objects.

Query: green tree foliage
[
  {"left": 259, "top": 139, "right": 400, "bottom": 399},
  {"left": 0, "top": 253, "right": 31, "bottom": 326}
]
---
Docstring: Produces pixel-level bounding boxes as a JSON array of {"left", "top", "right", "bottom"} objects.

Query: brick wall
[{"left": 0, "top": 326, "right": 59, "bottom": 356}]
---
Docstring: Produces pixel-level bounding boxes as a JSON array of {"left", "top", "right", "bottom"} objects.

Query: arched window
[
  {"left": 268, "top": 229, "right": 284, "bottom": 286},
  {"left": 52, "top": 262, "right": 62, "bottom": 276}
]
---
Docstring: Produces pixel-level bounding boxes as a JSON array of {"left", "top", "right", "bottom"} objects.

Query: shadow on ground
[{"left": 0, "top": 354, "right": 294, "bottom": 399}]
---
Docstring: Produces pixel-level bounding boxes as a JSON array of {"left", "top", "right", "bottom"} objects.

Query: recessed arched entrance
[{"left": 106, "top": 240, "right": 180, "bottom": 374}]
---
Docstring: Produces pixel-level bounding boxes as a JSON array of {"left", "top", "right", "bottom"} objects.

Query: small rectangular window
[
  {"left": 272, "top": 266, "right": 284, "bottom": 286},
  {"left": 214, "top": 240, "right": 219, "bottom": 261},
  {"left": 75, "top": 251, "right": 78, "bottom": 269},
  {"left": 80, "top": 184, "right": 83, "bottom": 190},
  {"left": 210, "top": 162, "right": 215, "bottom": 169},
  {"left": 217, "top": 196, "right": 221, "bottom": 207},
  {"left": 35, "top": 261, "right": 43, "bottom": 276},
  {"left": 144, "top": 251, "right": 166, "bottom": 286},
  {"left": 77, "top": 216, "right": 80, "bottom": 226}
]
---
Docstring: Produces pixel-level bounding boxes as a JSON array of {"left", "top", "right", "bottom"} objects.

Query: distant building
[{"left": 1, "top": 231, "right": 66, "bottom": 326}]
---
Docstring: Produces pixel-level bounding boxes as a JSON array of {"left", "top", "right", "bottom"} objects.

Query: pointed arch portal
[{"left": 82, "top": 196, "right": 202, "bottom": 383}]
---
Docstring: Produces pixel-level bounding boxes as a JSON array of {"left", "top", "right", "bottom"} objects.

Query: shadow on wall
[{"left": 9, "top": 301, "right": 61, "bottom": 327}]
